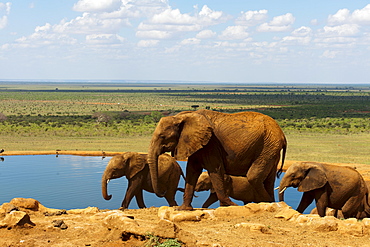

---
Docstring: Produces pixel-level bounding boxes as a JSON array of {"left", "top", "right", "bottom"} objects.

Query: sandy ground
[{"left": 1, "top": 152, "right": 370, "bottom": 246}]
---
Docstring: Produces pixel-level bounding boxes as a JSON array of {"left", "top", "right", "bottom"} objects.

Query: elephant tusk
[
  {"left": 106, "top": 179, "right": 110, "bottom": 184},
  {"left": 279, "top": 187, "right": 287, "bottom": 194},
  {"left": 274, "top": 186, "right": 279, "bottom": 190}
]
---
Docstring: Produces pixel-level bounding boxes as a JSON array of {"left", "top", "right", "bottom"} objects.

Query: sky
[{"left": 1, "top": 0, "right": 370, "bottom": 83}]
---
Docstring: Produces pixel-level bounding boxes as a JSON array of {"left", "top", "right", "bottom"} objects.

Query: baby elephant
[
  {"left": 102, "top": 152, "right": 183, "bottom": 209},
  {"left": 194, "top": 171, "right": 255, "bottom": 208},
  {"left": 278, "top": 162, "right": 370, "bottom": 219}
]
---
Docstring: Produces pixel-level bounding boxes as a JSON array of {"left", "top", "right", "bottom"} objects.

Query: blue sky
[{"left": 1, "top": 0, "right": 370, "bottom": 83}]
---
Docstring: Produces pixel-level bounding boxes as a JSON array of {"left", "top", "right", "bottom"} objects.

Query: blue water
[{"left": 0, "top": 155, "right": 314, "bottom": 213}]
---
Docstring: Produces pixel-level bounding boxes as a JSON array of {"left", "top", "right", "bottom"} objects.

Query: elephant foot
[
  {"left": 219, "top": 199, "right": 238, "bottom": 207},
  {"left": 177, "top": 204, "right": 194, "bottom": 211}
]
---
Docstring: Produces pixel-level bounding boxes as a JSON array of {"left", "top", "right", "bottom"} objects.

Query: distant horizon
[{"left": 1, "top": 79, "right": 370, "bottom": 87}]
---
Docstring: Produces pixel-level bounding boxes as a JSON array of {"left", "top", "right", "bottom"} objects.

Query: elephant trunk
[
  {"left": 102, "top": 176, "right": 112, "bottom": 200},
  {"left": 148, "top": 143, "right": 165, "bottom": 197}
]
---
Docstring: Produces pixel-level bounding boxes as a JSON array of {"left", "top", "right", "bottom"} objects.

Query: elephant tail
[{"left": 276, "top": 138, "right": 287, "bottom": 178}]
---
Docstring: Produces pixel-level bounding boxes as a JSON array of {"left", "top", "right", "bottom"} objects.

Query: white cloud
[
  {"left": 0, "top": 2, "right": 11, "bottom": 14},
  {"left": 257, "top": 13, "right": 295, "bottom": 32},
  {"left": 280, "top": 26, "right": 312, "bottom": 45},
  {"left": 0, "top": 15, "right": 7, "bottom": 29},
  {"left": 136, "top": 5, "right": 227, "bottom": 40},
  {"left": 14, "top": 31, "right": 77, "bottom": 48},
  {"left": 137, "top": 39, "right": 159, "bottom": 47},
  {"left": 235, "top": 9, "right": 268, "bottom": 26},
  {"left": 136, "top": 30, "right": 172, "bottom": 39},
  {"left": 86, "top": 33, "right": 125, "bottom": 44},
  {"left": 310, "top": 19, "right": 319, "bottom": 26},
  {"left": 73, "top": 0, "right": 122, "bottom": 13},
  {"left": 318, "top": 24, "right": 360, "bottom": 37},
  {"left": 196, "top": 29, "right": 216, "bottom": 39},
  {"left": 321, "top": 50, "right": 339, "bottom": 58},
  {"left": 0, "top": 2, "right": 11, "bottom": 29},
  {"left": 351, "top": 4, "right": 370, "bottom": 24},
  {"left": 292, "top": 26, "right": 312, "bottom": 37},
  {"left": 219, "top": 26, "right": 249, "bottom": 40},
  {"left": 180, "top": 38, "right": 200, "bottom": 45},
  {"left": 328, "top": 4, "right": 370, "bottom": 25}
]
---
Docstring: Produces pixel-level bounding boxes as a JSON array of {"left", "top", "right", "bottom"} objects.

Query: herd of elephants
[{"left": 101, "top": 109, "right": 370, "bottom": 219}]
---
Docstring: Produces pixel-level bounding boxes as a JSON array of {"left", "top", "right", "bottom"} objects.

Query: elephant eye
[{"left": 159, "top": 135, "right": 166, "bottom": 139}]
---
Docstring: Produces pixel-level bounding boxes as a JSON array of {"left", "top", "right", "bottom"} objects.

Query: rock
[
  {"left": 362, "top": 218, "right": 370, "bottom": 228},
  {"left": 0, "top": 203, "right": 19, "bottom": 214},
  {"left": 0, "top": 211, "right": 35, "bottom": 228},
  {"left": 294, "top": 214, "right": 321, "bottom": 224},
  {"left": 214, "top": 206, "right": 254, "bottom": 218},
  {"left": 9, "top": 198, "right": 40, "bottom": 211},
  {"left": 102, "top": 210, "right": 140, "bottom": 231},
  {"left": 44, "top": 210, "right": 67, "bottom": 216},
  {"left": 258, "top": 202, "right": 291, "bottom": 212},
  {"left": 52, "top": 220, "right": 68, "bottom": 230},
  {"left": 338, "top": 218, "right": 364, "bottom": 236},
  {"left": 274, "top": 208, "right": 300, "bottom": 220},
  {"left": 155, "top": 219, "right": 177, "bottom": 239},
  {"left": 307, "top": 216, "right": 338, "bottom": 232},
  {"left": 67, "top": 207, "right": 99, "bottom": 214},
  {"left": 158, "top": 206, "right": 207, "bottom": 222},
  {"left": 235, "top": 222, "right": 271, "bottom": 234}
]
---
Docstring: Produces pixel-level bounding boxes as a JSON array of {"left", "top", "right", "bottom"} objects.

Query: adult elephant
[
  {"left": 148, "top": 109, "right": 287, "bottom": 210},
  {"left": 102, "top": 152, "right": 183, "bottom": 209},
  {"left": 278, "top": 162, "right": 370, "bottom": 219}
]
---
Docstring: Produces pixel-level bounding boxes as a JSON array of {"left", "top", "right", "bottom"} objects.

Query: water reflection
[{"left": 0, "top": 155, "right": 314, "bottom": 213}]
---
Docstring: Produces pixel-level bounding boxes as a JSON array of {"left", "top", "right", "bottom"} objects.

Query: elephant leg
[
  {"left": 164, "top": 187, "right": 178, "bottom": 207},
  {"left": 296, "top": 192, "right": 315, "bottom": 214},
  {"left": 246, "top": 157, "right": 273, "bottom": 202},
  {"left": 314, "top": 190, "right": 328, "bottom": 217},
  {"left": 208, "top": 171, "right": 237, "bottom": 206},
  {"left": 202, "top": 192, "right": 218, "bottom": 208},
  {"left": 342, "top": 195, "right": 363, "bottom": 219},
  {"left": 135, "top": 189, "right": 146, "bottom": 209},
  {"left": 178, "top": 159, "right": 203, "bottom": 211},
  {"left": 264, "top": 155, "right": 280, "bottom": 201},
  {"left": 121, "top": 174, "right": 145, "bottom": 209}
]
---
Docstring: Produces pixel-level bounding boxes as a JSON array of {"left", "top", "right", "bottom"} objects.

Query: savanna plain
[{"left": 0, "top": 81, "right": 370, "bottom": 246}]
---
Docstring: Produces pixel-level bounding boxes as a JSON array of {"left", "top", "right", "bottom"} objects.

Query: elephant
[
  {"left": 102, "top": 152, "right": 184, "bottom": 209},
  {"left": 278, "top": 162, "right": 370, "bottom": 219},
  {"left": 148, "top": 109, "right": 287, "bottom": 210},
  {"left": 310, "top": 180, "right": 370, "bottom": 218},
  {"left": 194, "top": 171, "right": 255, "bottom": 208}
]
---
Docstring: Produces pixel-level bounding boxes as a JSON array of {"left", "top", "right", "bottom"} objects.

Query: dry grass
[{"left": 1, "top": 135, "right": 152, "bottom": 153}]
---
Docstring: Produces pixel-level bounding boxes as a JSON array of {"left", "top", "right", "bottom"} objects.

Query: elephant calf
[
  {"left": 102, "top": 152, "right": 184, "bottom": 209},
  {"left": 194, "top": 171, "right": 255, "bottom": 208},
  {"left": 278, "top": 162, "right": 370, "bottom": 219}
]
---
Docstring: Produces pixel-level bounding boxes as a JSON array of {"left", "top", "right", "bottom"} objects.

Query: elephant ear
[
  {"left": 174, "top": 112, "right": 213, "bottom": 161},
  {"left": 126, "top": 153, "right": 147, "bottom": 180},
  {"left": 298, "top": 167, "right": 327, "bottom": 192}
]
